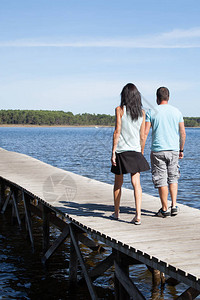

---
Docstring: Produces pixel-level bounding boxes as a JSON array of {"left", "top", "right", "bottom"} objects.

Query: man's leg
[
  {"left": 113, "top": 174, "right": 123, "bottom": 218},
  {"left": 158, "top": 186, "right": 168, "bottom": 211},
  {"left": 151, "top": 152, "right": 168, "bottom": 212},
  {"left": 169, "top": 182, "right": 178, "bottom": 207},
  {"left": 167, "top": 151, "right": 180, "bottom": 208}
]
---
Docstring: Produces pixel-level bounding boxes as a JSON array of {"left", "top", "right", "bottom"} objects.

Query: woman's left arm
[{"left": 111, "top": 107, "right": 122, "bottom": 166}]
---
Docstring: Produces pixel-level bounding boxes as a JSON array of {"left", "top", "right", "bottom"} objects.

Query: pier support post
[
  {"left": 113, "top": 249, "right": 130, "bottom": 300},
  {"left": 1, "top": 185, "right": 21, "bottom": 228},
  {"left": 0, "top": 179, "right": 5, "bottom": 208},
  {"left": 69, "top": 223, "right": 98, "bottom": 300},
  {"left": 113, "top": 249, "right": 146, "bottom": 300},
  {"left": 42, "top": 205, "right": 51, "bottom": 253},
  {"left": 147, "top": 266, "right": 165, "bottom": 287},
  {"left": 69, "top": 227, "right": 78, "bottom": 284},
  {"left": 11, "top": 188, "right": 21, "bottom": 228}
]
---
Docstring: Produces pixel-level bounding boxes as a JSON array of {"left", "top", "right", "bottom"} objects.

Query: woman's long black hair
[{"left": 120, "top": 83, "right": 143, "bottom": 121}]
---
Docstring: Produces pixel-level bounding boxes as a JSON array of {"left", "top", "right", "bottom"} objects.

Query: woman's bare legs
[
  {"left": 113, "top": 174, "right": 123, "bottom": 218},
  {"left": 131, "top": 172, "right": 142, "bottom": 221}
]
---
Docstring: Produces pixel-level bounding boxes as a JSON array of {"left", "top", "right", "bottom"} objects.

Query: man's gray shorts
[{"left": 151, "top": 151, "right": 180, "bottom": 188}]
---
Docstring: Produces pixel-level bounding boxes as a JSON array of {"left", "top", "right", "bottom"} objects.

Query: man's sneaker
[
  {"left": 155, "top": 208, "right": 171, "bottom": 218},
  {"left": 171, "top": 206, "right": 179, "bottom": 216}
]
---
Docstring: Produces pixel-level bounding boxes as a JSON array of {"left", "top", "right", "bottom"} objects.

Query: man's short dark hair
[{"left": 156, "top": 87, "right": 169, "bottom": 101}]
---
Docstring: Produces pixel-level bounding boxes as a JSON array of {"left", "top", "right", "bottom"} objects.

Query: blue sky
[{"left": 0, "top": 0, "right": 200, "bottom": 116}]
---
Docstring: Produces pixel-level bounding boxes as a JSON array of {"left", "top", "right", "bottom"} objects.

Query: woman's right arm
[
  {"left": 140, "top": 110, "right": 146, "bottom": 155},
  {"left": 111, "top": 107, "right": 122, "bottom": 166}
]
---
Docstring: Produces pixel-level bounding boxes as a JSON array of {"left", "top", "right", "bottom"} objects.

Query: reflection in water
[{"left": 0, "top": 127, "right": 200, "bottom": 299}]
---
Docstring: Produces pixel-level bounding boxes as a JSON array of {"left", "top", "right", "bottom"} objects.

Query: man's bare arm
[{"left": 179, "top": 122, "right": 186, "bottom": 159}]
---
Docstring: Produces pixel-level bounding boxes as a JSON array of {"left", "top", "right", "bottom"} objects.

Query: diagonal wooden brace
[
  {"left": 11, "top": 189, "right": 21, "bottom": 228},
  {"left": 89, "top": 253, "right": 114, "bottom": 280},
  {"left": 176, "top": 287, "right": 200, "bottom": 299},
  {"left": 41, "top": 225, "right": 70, "bottom": 264},
  {"left": 1, "top": 189, "right": 12, "bottom": 214},
  {"left": 69, "top": 223, "right": 98, "bottom": 300},
  {"left": 23, "top": 192, "right": 34, "bottom": 252},
  {"left": 114, "top": 260, "right": 146, "bottom": 300}
]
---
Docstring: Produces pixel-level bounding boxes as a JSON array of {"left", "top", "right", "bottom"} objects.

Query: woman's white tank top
[{"left": 116, "top": 106, "right": 143, "bottom": 153}]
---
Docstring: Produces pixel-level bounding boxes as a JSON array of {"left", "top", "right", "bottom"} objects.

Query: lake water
[{"left": 0, "top": 127, "right": 199, "bottom": 299}]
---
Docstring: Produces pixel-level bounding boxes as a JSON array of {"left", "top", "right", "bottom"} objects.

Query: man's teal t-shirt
[{"left": 146, "top": 104, "right": 184, "bottom": 152}]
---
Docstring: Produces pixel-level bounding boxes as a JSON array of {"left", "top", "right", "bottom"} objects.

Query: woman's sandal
[
  {"left": 110, "top": 213, "right": 120, "bottom": 220},
  {"left": 130, "top": 217, "right": 141, "bottom": 225}
]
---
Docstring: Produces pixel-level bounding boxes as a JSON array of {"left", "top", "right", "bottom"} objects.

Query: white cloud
[
  {"left": 0, "top": 27, "right": 200, "bottom": 48},
  {"left": 161, "top": 28, "right": 200, "bottom": 39}
]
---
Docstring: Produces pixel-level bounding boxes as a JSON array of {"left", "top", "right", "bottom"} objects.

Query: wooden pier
[{"left": 0, "top": 147, "right": 200, "bottom": 299}]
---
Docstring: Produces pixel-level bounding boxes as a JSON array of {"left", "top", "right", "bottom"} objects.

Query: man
[{"left": 144, "top": 87, "right": 186, "bottom": 217}]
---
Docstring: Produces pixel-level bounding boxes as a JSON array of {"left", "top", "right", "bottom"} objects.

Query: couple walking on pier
[{"left": 111, "top": 83, "right": 186, "bottom": 225}]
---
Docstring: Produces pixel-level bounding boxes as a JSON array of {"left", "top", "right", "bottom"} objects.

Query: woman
[{"left": 111, "top": 83, "right": 150, "bottom": 225}]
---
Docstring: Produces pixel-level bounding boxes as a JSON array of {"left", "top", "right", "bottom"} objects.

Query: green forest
[
  {"left": 0, "top": 110, "right": 115, "bottom": 126},
  {"left": 0, "top": 110, "right": 199, "bottom": 127}
]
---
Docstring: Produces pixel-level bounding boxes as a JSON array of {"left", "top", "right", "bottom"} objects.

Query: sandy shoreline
[
  {"left": 0, "top": 124, "right": 114, "bottom": 128},
  {"left": 0, "top": 124, "right": 199, "bottom": 128}
]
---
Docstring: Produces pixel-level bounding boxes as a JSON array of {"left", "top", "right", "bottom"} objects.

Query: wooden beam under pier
[
  {"left": 69, "top": 226, "right": 78, "bottom": 284},
  {"left": 23, "top": 192, "right": 34, "bottom": 252},
  {"left": 177, "top": 287, "right": 200, "bottom": 299},
  {"left": 1, "top": 189, "right": 12, "bottom": 214},
  {"left": 114, "top": 260, "right": 145, "bottom": 300},
  {"left": 88, "top": 253, "right": 114, "bottom": 281},
  {"left": 42, "top": 225, "right": 69, "bottom": 264},
  {"left": 0, "top": 179, "right": 5, "bottom": 208},
  {"left": 69, "top": 223, "right": 98, "bottom": 300},
  {"left": 42, "top": 204, "right": 51, "bottom": 253}
]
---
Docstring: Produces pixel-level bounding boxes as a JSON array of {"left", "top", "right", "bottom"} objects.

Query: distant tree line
[
  {"left": 0, "top": 110, "right": 115, "bottom": 126},
  {"left": 0, "top": 110, "right": 199, "bottom": 127},
  {"left": 183, "top": 117, "right": 200, "bottom": 127}
]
